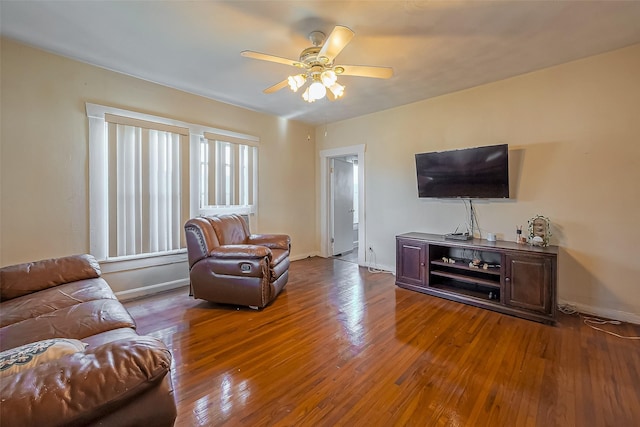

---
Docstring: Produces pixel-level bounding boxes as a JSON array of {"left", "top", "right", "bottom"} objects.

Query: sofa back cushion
[
  {"left": 208, "top": 214, "right": 250, "bottom": 245},
  {"left": 0, "top": 254, "right": 101, "bottom": 302}
]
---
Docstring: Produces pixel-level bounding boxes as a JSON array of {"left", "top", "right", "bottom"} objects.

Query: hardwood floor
[{"left": 124, "top": 257, "right": 640, "bottom": 426}]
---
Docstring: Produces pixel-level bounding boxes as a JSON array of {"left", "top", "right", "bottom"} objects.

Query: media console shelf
[{"left": 396, "top": 232, "right": 558, "bottom": 324}]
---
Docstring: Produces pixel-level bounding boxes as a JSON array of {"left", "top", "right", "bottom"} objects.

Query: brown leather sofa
[
  {"left": 0, "top": 254, "right": 177, "bottom": 427},
  {"left": 184, "top": 214, "right": 290, "bottom": 309}
]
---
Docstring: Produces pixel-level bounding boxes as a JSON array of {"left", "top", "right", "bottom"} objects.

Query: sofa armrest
[
  {"left": 210, "top": 244, "right": 272, "bottom": 259},
  {"left": 190, "top": 245, "right": 271, "bottom": 278},
  {"left": 247, "top": 234, "right": 291, "bottom": 251},
  {"left": 0, "top": 336, "right": 173, "bottom": 427},
  {"left": 0, "top": 254, "right": 101, "bottom": 302}
]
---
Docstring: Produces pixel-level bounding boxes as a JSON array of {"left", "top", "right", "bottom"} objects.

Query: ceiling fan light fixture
[
  {"left": 287, "top": 74, "right": 306, "bottom": 92},
  {"left": 321, "top": 70, "right": 337, "bottom": 87},
  {"left": 308, "top": 81, "right": 326, "bottom": 101},
  {"left": 302, "top": 86, "right": 317, "bottom": 103},
  {"left": 329, "top": 82, "right": 345, "bottom": 98},
  {"left": 242, "top": 25, "right": 392, "bottom": 103}
]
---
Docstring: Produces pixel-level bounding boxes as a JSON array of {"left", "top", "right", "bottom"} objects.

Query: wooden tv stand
[{"left": 396, "top": 232, "right": 558, "bottom": 324}]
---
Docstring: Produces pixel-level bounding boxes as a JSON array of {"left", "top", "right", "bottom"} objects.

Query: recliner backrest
[
  {"left": 184, "top": 218, "right": 221, "bottom": 268},
  {"left": 208, "top": 214, "right": 250, "bottom": 245}
]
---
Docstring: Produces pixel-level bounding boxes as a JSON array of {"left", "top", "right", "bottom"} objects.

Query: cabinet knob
[
  {"left": 420, "top": 262, "right": 425, "bottom": 266},
  {"left": 505, "top": 277, "right": 510, "bottom": 282}
]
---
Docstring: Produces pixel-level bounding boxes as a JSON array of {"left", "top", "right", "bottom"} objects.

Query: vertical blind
[
  {"left": 200, "top": 133, "right": 257, "bottom": 210},
  {"left": 105, "top": 114, "right": 189, "bottom": 258}
]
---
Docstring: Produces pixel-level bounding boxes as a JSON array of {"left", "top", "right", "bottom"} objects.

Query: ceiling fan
[{"left": 241, "top": 25, "right": 393, "bottom": 103}]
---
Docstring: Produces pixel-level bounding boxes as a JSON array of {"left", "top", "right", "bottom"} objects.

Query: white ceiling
[{"left": 2, "top": 1, "right": 640, "bottom": 126}]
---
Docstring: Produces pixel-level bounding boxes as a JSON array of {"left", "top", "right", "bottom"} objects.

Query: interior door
[{"left": 331, "top": 158, "right": 354, "bottom": 256}]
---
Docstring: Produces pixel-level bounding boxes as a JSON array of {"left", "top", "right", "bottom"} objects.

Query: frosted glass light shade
[
  {"left": 302, "top": 87, "right": 312, "bottom": 102},
  {"left": 287, "top": 74, "right": 306, "bottom": 92},
  {"left": 329, "top": 83, "right": 345, "bottom": 98},
  {"left": 321, "top": 70, "right": 337, "bottom": 87},
  {"left": 309, "top": 81, "right": 326, "bottom": 100}
]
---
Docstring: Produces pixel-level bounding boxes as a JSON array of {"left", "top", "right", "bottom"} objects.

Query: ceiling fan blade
[
  {"left": 263, "top": 79, "right": 289, "bottom": 94},
  {"left": 337, "top": 65, "right": 394, "bottom": 79},
  {"left": 318, "top": 26, "right": 355, "bottom": 63},
  {"left": 241, "top": 50, "right": 305, "bottom": 68}
]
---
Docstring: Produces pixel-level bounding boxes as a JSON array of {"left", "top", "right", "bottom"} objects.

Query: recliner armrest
[
  {"left": 210, "top": 244, "right": 272, "bottom": 260},
  {"left": 247, "top": 234, "right": 291, "bottom": 251}
]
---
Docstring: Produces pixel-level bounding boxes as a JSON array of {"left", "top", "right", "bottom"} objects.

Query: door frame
[{"left": 319, "top": 144, "right": 365, "bottom": 265}]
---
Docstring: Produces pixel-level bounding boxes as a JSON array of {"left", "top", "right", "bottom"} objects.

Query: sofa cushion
[
  {"left": 0, "top": 254, "right": 101, "bottom": 302},
  {"left": 0, "top": 338, "right": 86, "bottom": 378},
  {"left": 0, "top": 299, "right": 136, "bottom": 351},
  {"left": 81, "top": 327, "right": 140, "bottom": 348},
  {"left": 0, "top": 277, "right": 117, "bottom": 328},
  {"left": 0, "top": 336, "right": 172, "bottom": 427}
]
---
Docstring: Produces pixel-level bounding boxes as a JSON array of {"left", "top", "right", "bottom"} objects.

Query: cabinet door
[
  {"left": 505, "top": 254, "right": 552, "bottom": 314},
  {"left": 396, "top": 239, "right": 426, "bottom": 287}
]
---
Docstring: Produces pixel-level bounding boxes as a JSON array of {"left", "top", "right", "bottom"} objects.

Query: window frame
[
  {"left": 86, "top": 103, "right": 259, "bottom": 272},
  {"left": 199, "top": 132, "right": 259, "bottom": 221}
]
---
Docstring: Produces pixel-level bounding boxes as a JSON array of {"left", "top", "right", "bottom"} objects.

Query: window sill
[{"left": 99, "top": 250, "right": 188, "bottom": 274}]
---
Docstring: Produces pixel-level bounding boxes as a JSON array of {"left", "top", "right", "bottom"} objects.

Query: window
[
  {"left": 199, "top": 132, "right": 257, "bottom": 217},
  {"left": 87, "top": 103, "right": 258, "bottom": 268}
]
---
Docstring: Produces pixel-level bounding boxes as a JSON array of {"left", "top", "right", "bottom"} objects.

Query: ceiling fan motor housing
[{"left": 299, "top": 46, "right": 331, "bottom": 67}]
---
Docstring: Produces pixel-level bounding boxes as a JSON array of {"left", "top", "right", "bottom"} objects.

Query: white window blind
[
  {"left": 106, "top": 120, "right": 187, "bottom": 257},
  {"left": 200, "top": 132, "right": 258, "bottom": 217}
]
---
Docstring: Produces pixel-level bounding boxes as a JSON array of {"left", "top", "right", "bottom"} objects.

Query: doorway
[
  {"left": 319, "top": 144, "right": 365, "bottom": 265},
  {"left": 331, "top": 156, "right": 358, "bottom": 262}
]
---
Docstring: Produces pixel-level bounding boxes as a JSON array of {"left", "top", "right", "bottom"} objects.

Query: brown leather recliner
[{"left": 184, "top": 214, "right": 290, "bottom": 309}]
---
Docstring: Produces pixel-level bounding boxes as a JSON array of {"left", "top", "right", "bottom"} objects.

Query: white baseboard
[
  {"left": 116, "top": 254, "right": 319, "bottom": 301},
  {"left": 290, "top": 252, "right": 320, "bottom": 261},
  {"left": 362, "top": 261, "right": 396, "bottom": 275},
  {"left": 115, "top": 278, "right": 189, "bottom": 301},
  {"left": 558, "top": 298, "right": 640, "bottom": 325}
]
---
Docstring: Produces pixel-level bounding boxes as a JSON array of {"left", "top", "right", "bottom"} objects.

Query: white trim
[
  {"left": 189, "top": 134, "right": 201, "bottom": 218},
  {"left": 319, "top": 144, "right": 366, "bottom": 266},
  {"left": 362, "top": 261, "right": 396, "bottom": 274},
  {"left": 99, "top": 251, "right": 187, "bottom": 274},
  {"left": 88, "top": 115, "right": 108, "bottom": 260},
  {"left": 203, "top": 131, "right": 259, "bottom": 147},
  {"left": 87, "top": 103, "right": 258, "bottom": 143},
  {"left": 105, "top": 113, "right": 189, "bottom": 135},
  {"left": 199, "top": 205, "right": 255, "bottom": 216},
  {"left": 115, "top": 278, "right": 189, "bottom": 301},
  {"left": 557, "top": 298, "right": 640, "bottom": 325},
  {"left": 290, "top": 252, "right": 321, "bottom": 261}
]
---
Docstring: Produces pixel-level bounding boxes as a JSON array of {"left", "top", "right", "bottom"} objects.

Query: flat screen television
[{"left": 415, "top": 144, "right": 509, "bottom": 198}]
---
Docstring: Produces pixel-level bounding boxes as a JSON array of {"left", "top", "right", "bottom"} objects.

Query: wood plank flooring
[{"left": 124, "top": 257, "right": 640, "bottom": 426}]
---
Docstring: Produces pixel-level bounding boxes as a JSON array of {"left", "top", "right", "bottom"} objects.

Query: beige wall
[
  {"left": 317, "top": 44, "right": 640, "bottom": 322},
  {"left": 0, "top": 38, "right": 317, "bottom": 294}
]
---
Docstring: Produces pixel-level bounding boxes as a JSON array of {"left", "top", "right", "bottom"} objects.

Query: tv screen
[{"left": 415, "top": 144, "right": 509, "bottom": 198}]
